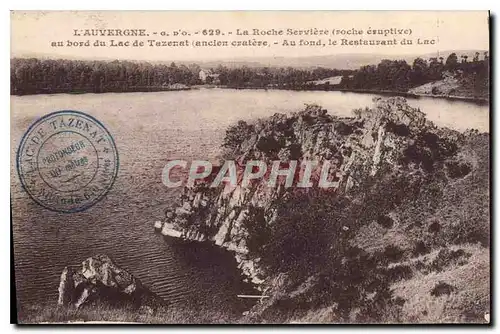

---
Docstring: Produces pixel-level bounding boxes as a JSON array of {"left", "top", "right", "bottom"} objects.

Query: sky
[{"left": 11, "top": 11, "right": 490, "bottom": 61}]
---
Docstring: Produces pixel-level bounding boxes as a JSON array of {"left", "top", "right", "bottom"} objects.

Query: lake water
[{"left": 10, "top": 89, "right": 489, "bottom": 314}]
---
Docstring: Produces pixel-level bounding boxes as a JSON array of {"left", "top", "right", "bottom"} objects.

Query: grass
[
  {"left": 389, "top": 244, "right": 489, "bottom": 323},
  {"left": 17, "top": 303, "right": 237, "bottom": 324}
]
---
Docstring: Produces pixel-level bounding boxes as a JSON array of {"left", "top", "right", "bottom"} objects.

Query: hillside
[
  {"left": 409, "top": 71, "right": 490, "bottom": 100},
  {"left": 157, "top": 97, "right": 490, "bottom": 323}
]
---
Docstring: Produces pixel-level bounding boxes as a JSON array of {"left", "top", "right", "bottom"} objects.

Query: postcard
[{"left": 10, "top": 11, "right": 490, "bottom": 324}]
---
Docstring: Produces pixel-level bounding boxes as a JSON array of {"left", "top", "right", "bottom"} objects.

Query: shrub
[
  {"left": 446, "top": 160, "right": 472, "bottom": 178},
  {"left": 431, "top": 281, "right": 456, "bottom": 297},
  {"left": 428, "top": 221, "right": 442, "bottom": 233},
  {"left": 412, "top": 241, "right": 431, "bottom": 256},
  {"left": 244, "top": 206, "right": 271, "bottom": 256},
  {"left": 223, "top": 120, "right": 255, "bottom": 154},
  {"left": 385, "top": 265, "right": 413, "bottom": 281},
  {"left": 386, "top": 122, "right": 410, "bottom": 136},
  {"left": 256, "top": 136, "right": 282, "bottom": 155},
  {"left": 376, "top": 214, "right": 394, "bottom": 228},
  {"left": 429, "top": 248, "right": 471, "bottom": 272},
  {"left": 383, "top": 245, "right": 405, "bottom": 263},
  {"left": 260, "top": 190, "right": 351, "bottom": 275},
  {"left": 334, "top": 121, "right": 355, "bottom": 135}
]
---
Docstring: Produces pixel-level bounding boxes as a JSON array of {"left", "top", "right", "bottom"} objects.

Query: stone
[
  {"left": 58, "top": 267, "right": 75, "bottom": 306},
  {"left": 57, "top": 254, "right": 166, "bottom": 311},
  {"left": 161, "top": 222, "right": 184, "bottom": 238},
  {"left": 214, "top": 219, "right": 231, "bottom": 246}
]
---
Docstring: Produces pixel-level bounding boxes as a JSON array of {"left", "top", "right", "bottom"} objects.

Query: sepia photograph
[{"left": 9, "top": 11, "right": 490, "bottom": 324}]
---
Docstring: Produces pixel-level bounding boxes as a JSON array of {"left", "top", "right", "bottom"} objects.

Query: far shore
[
  {"left": 11, "top": 85, "right": 489, "bottom": 105},
  {"left": 214, "top": 86, "right": 489, "bottom": 105}
]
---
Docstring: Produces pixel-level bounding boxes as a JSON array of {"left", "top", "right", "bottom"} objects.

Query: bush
[
  {"left": 429, "top": 248, "right": 470, "bottom": 272},
  {"left": 385, "top": 265, "right": 413, "bottom": 281},
  {"left": 412, "top": 241, "right": 431, "bottom": 257},
  {"left": 223, "top": 120, "right": 254, "bottom": 154},
  {"left": 376, "top": 214, "right": 394, "bottom": 228},
  {"left": 256, "top": 136, "right": 282, "bottom": 155},
  {"left": 446, "top": 160, "right": 472, "bottom": 178},
  {"left": 431, "top": 281, "right": 456, "bottom": 297},
  {"left": 260, "top": 190, "right": 351, "bottom": 275},
  {"left": 428, "top": 221, "right": 442, "bottom": 233},
  {"left": 383, "top": 245, "right": 405, "bottom": 263},
  {"left": 244, "top": 206, "right": 271, "bottom": 256}
]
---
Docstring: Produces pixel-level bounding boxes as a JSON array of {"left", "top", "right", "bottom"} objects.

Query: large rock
[
  {"left": 57, "top": 254, "right": 166, "bottom": 312},
  {"left": 157, "top": 97, "right": 463, "bottom": 289}
]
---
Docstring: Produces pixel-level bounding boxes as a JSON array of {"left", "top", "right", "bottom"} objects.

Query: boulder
[
  {"left": 154, "top": 220, "right": 163, "bottom": 229},
  {"left": 57, "top": 254, "right": 166, "bottom": 312}
]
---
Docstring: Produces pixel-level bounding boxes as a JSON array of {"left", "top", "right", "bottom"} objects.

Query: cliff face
[{"left": 157, "top": 97, "right": 463, "bottom": 285}]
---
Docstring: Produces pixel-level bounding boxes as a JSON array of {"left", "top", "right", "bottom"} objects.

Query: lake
[{"left": 10, "top": 89, "right": 489, "bottom": 314}]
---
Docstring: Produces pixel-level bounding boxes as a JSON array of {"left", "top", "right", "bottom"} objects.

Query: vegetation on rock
[{"left": 164, "top": 97, "right": 489, "bottom": 323}]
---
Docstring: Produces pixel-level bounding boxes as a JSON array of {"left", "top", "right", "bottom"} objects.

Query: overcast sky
[{"left": 11, "top": 11, "right": 489, "bottom": 61}]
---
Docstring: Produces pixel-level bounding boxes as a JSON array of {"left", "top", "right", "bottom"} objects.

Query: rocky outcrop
[
  {"left": 58, "top": 254, "right": 166, "bottom": 313},
  {"left": 155, "top": 97, "right": 463, "bottom": 290},
  {"left": 408, "top": 71, "right": 489, "bottom": 101},
  {"left": 408, "top": 73, "right": 461, "bottom": 97}
]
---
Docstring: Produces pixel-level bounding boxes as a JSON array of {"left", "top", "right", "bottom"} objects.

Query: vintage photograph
[{"left": 10, "top": 11, "right": 490, "bottom": 324}]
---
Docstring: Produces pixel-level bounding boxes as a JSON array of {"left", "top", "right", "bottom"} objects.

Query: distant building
[
  {"left": 199, "top": 69, "right": 220, "bottom": 84},
  {"left": 307, "top": 75, "right": 343, "bottom": 86}
]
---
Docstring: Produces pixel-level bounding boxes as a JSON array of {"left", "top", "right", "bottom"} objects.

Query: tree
[
  {"left": 445, "top": 53, "right": 458, "bottom": 71},
  {"left": 411, "top": 57, "right": 429, "bottom": 86}
]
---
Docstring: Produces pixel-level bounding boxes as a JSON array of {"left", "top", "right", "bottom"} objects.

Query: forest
[
  {"left": 10, "top": 57, "right": 350, "bottom": 95},
  {"left": 10, "top": 59, "right": 202, "bottom": 95},
  {"left": 340, "top": 51, "right": 490, "bottom": 94},
  {"left": 10, "top": 52, "right": 489, "bottom": 96}
]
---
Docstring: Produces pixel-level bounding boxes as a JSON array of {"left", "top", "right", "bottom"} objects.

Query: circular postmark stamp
[{"left": 16, "top": 110, "right": 119, "bottom": 213}]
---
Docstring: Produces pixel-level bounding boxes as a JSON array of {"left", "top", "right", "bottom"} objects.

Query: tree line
[
  {"left": 11, "top": 58, "right": 202, "bottom": 95},
  {"left": 340, "top": 52, "right": 490, "bottom": 93},
  {"left": 213, "top": 65, "right": 351, "bottom": 89},
  {"left": 11, "top": 52, "right": 489, "bottom": 95},
  {"left": 208, "top": 52, "right": 489, "bottom": 94},
  {"left": 10, "top": 58, "right": 354, "bottom": 95}
]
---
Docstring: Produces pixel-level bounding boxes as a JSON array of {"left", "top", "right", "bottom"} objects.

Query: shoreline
[
  {"left": 11, "top": 86, "right": 489, "bottom": 104},
  {"left": 335, "top": 88, "right": 489, "bottom": 104},
  {"left": 217, "top": 86, "right": 489, "bottom": 104}
]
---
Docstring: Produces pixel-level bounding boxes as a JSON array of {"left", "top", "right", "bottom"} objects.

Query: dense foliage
[
  {"left": 10, "top": 58, "right": 352, "bottom": 95},
  {"left": 340, "top": 52, "right": 490, "bottom": 92},
  {"left": 11, "top": 52, "right": 489, "bottom": 95},
  {"left": 10, "top": 58, "right": 202, "bottom": 95},
  {"left": 214, "top": 65, "right": 350, "bottom": 89}
]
